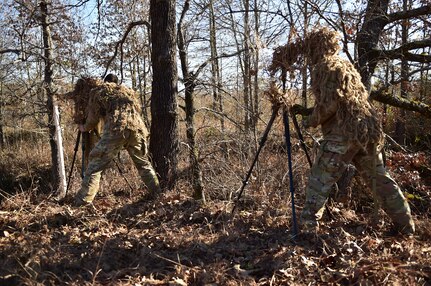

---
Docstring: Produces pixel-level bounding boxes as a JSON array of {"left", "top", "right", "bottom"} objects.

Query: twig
[
  {"left": 91, "top": 238, "right": 107, "bottom": 285},
  {"left": 384, "top": 133, "right": 409, "bottom": 153},
  {"left": 151, "top": 252, "right": 191, "bottom": 269}
]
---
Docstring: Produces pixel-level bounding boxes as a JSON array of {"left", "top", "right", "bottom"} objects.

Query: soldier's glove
[
  {"left": 290, "top": 104, "right": 314, "bottom": 129},
  {"left": 302, "top": 116, "right": 311, "bottom": 129},
  {"left": 290, "top": 104, "right": 303, "bottom": 115}
]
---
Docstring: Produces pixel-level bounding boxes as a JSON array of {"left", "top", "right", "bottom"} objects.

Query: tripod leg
[
  {"left": 232, "top": 106, "right": 279, "bottom": 214},
  {"left": 290, "top": 110, "right": 312, "bottom": 166},
  {"left": 283, "top": 110, "right": 298, "bottom": 237}
]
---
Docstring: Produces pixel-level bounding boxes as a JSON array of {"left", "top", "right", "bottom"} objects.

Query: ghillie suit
[
  {"left": 67, "top": 77, "right": 160, "bottom": 205},
  {"left": 270, "top": 27, "right": 414, "bottom": 235}
]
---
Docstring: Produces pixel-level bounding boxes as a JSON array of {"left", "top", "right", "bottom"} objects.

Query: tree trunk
[
  {"left": 0, "top": 82, "right": 4, "bottom": 149},
  {"left": 40, "top": 0, "right": 66, "bottom": 196},
  {"left": 252, "top": 0, "right": 259, "bottom": 129},
  {"left": 136, "top": 56, "right": 150, "bottom": 129},
  {"left": 178, "top": 0, "right": 204, "bottom": 201},
  {"left": 209, "top": 0, "right": 220, "bottom": 112},
  {"left": 149, "top": 0, "right": 179, "bottom": 190},
  {"left": 209, "top": 0, "right": 227, "bottom": 156},
  {"left": 394, "top": 0, "right": 410, "bottom": 145},
  {"left": 302, "top": 2, "right": 309, "bottom": 108},
  {"left": 131, "top": 57, "right": 137, "bottom": 90},
  {"left": 356, "top": 0, "right": 389, "bottom": 89},
  {"left": 243, "top": 0, "right": 252, "bottom": 133}
]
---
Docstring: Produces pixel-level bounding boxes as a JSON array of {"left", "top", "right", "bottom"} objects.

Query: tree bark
[
  {"left": 394, "top": 0, "right": 410, "bottom": 145},
  {"left": 0, "top": 82, "right": 4, "bottom": 149},
  {"left": 209, "top": 0, "right": 229, "bottom": 157},
  {"left": 356, "top": 0, "right": 390, "bottom": 90},
  {"left": 149, "top": 0, "right": 179, "bottom": 190},
  {"left": 178, "top": 0, "right": 204, "bottom": 201},
  {"left": 252, "top": 0, "right": 260, "bottom": 130},
  {"left": 40, "top": 0, "right": 66, "bottom": 196},
  {"left": 242, "top": 0, "right": 252, "bottom": 133}
]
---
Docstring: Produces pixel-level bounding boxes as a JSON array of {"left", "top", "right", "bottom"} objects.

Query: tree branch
[
  {"left": 375, "top": 39, "right": 431, "bottom": 63},
  {"left": 290, "top": 91, "right": 431, "bottom": 118},
  {"left": 388, "top": 4, "right": 431, "bottom": 23},
  {"left": 193, "top": 49, "right": 246, "bottom": 79},
  {"left": 0, "top": 49, "right": 20, "bottom": 55},
  {"left": 370, "top": 89, "right": 431, "bottom": 118},
  {"left": 103, "top": 20, "right": 150, "bottom": 79}
]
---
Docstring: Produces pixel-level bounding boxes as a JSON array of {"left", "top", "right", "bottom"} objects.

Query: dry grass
[{"left": 1, "top": 97, "right": 431, "bottom": 285}]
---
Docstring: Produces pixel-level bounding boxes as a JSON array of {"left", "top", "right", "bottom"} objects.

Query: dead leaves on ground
[{"left": 1, "top": 189, "right": 431, "bottom": 285}]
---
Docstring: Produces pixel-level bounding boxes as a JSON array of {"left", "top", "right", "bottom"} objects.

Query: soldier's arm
[
  {"left": 82, "top": 95, "right": 101, "bottom": 132},
  {"left": 82, "top": 109, "right": 100, "bottom": 131},
  {"left": 307, "top": 99, "right": 337, "bottom": 128},
  {"left": 307, "top": 68, "right": 340, "bottom": 128}
]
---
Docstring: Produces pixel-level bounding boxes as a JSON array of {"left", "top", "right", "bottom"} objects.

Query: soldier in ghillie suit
[
  {"left": 67, "top": 75, "right": 160, "bottom": 206},
  {"left": 270, "top": 27, "right": 415, "bottom": 235}
]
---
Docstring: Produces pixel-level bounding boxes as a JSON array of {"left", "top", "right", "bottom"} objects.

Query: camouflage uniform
[
  {"left": 74, "top": 82, "right": 160, "bottom": 205},
  {"left": 301, "top": 134, "right": 414, "bottom": 234},
  {"left": 300, "top": 56, "right": 415, "bottom": 235}
]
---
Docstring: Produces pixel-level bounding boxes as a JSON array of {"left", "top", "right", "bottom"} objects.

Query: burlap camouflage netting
[
  {"left": 70, "top": 77, "right": 102, "bottom": 124},
  {"left": 269, "top": 26, "right": 383, "bottom": 149},
  {"left": 264, "top": 81, "right": 295, "bottom": 109},
  {"left": 68, "top": 77, "right": 145, "bottom": 134},
  {"left": 268, "top": 40, "right": 302, "bottom": 76}
]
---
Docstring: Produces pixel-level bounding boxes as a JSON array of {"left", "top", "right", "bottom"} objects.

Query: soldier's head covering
[
  {"left": 269, "top": 26, "right": 342, "bottom": 76},
  {"left": 69, "top": 77, "right": 103, "bottom": 124},
  {"left": 303, "top": 27, "right": 341, "bottom": 64},
  {"left": 104, "top": 73, "right": 119, "bottom": 84}
]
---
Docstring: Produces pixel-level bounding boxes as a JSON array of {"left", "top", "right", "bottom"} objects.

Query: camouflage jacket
[
  {"left": 83, "top": 83, "right": 147, "bottom": 137},
  {"left": 307, "top": 55, "right": 382, "bottom": 146}
]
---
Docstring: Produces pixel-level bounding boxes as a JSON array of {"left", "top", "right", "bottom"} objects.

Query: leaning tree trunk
[
  {"left": 40, "top": 0, "right": 66, "bottom": 196},
  {"left": 149, "top": 0, "right": 179, "bottom": 190}
]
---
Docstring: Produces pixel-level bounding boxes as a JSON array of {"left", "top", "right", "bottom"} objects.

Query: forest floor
[{"left": 1, "top": 130, "right": 431, "bottom": 285}]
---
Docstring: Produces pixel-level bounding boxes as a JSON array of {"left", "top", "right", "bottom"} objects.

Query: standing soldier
[
  {"left": 274, "top": 27, "right": 415, "bottom": 235},
  {"left": 67, "top": 75, "right": 161, "bottom": 206}
]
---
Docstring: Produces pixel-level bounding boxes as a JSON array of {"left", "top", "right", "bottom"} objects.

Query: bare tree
[
  {"left": 356, "top": 0, "right": 431, "bottom": 89},
  {"left": 177, "top": 0, "right": 204, "bottom": 200},
  {"left": 149, "top": 0, "right": 179, "bottom": 190},
  {"left": 208, "top": 0, "right": 228, "bottom": 156},
  {"left": 39, "top": 0, "right": 66, "bottom": 196}
]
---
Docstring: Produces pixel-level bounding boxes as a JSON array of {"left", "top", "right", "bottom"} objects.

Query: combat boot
[{"left": 392, "top": 220, "right": 415, "bottom": 236}]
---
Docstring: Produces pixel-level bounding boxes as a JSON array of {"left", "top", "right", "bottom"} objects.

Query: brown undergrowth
[{"left": 1, "top": 115, "right": 431, "bottom": 285}]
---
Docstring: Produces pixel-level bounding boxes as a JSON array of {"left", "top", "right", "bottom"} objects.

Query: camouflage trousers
[
  {"left": 300, "top": 137, "right": 415, "bottom": 234},
  {"left": 75, "top": 128, "right": 160, "bottom": 205}
]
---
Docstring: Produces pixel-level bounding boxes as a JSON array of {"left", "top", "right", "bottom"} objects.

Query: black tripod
[{"left": 232, "top": 103, "right": 312, "bottom": 237}]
